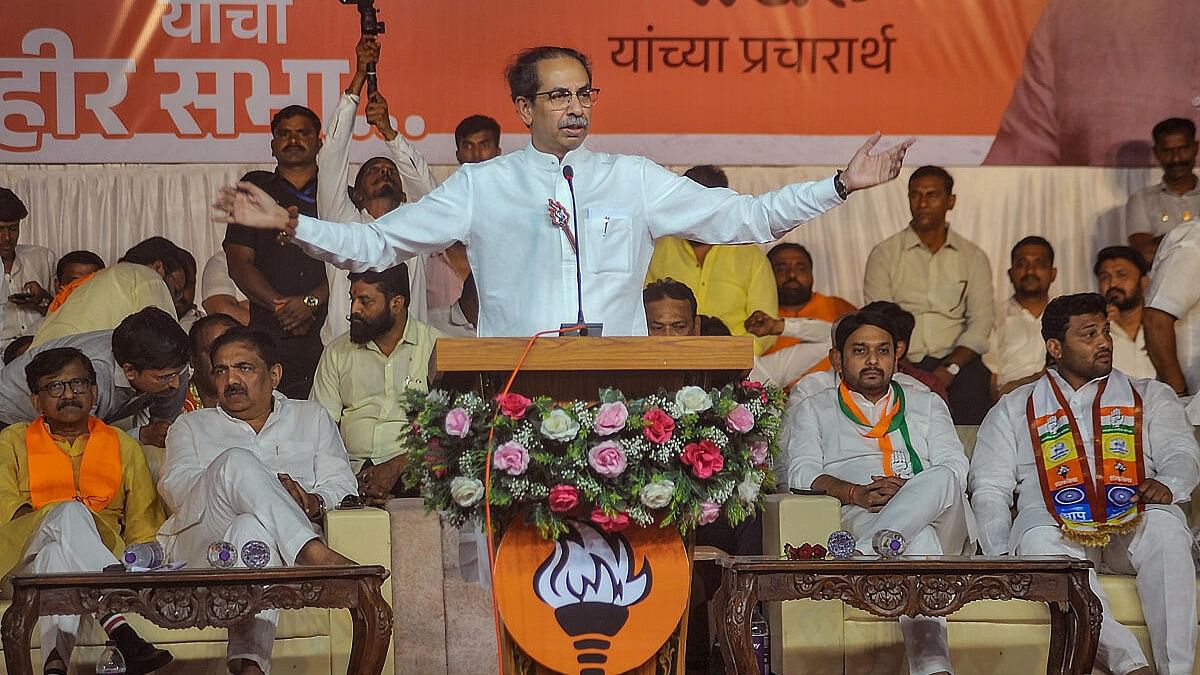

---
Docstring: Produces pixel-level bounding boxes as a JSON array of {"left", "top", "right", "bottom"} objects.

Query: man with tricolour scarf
[
  {"left": 786, "top": 309, "right": 972, "bottom": 675},
  {"left": 970, "top": 292, "right": 1199, "bottom": 675}
]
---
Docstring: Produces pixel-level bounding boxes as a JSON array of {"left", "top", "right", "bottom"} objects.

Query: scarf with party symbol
[
  {"left": 838, "top": 380, "right": 923, "bottom": 478},
  {"left": 1025, "top": 370, "right": 1144, "bottom": 547}
]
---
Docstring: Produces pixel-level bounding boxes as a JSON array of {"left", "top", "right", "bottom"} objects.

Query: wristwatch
[
  {"left": 833, "top": 170, "right": 850, "bottom": 200},
  {"left": 302, "top": 294, "right": 320, "bottom": 309},
  {"left": 944, "top": 362, "right": 961, "bottom": 376}
]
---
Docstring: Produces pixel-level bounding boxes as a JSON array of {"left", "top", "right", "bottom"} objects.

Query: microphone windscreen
[{"left": 562, "top": 165, "right": 574, "bottom": 181}]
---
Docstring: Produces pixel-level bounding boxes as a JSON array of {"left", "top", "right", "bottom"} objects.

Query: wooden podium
[
  {"left": 431, "top": 335, "right": 754, "bottom": 675},
  {"left": 433, "top": 335, "right": 754, "bottom": 401}
]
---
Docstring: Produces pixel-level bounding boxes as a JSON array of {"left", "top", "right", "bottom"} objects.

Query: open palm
[
  {"left": 213, "top": 181, "right": 289, "bottom": 229},
  {"left": 843, "top": 133, "right": 915, "bottom": 193}
]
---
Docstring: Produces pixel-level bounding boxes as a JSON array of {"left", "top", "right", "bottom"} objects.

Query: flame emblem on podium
[
  {"left": 533, "top": 521, "right": 652, "bottom": 673},
  {"left": 492, "top": 517, "right": 689, "bottom": 674}
]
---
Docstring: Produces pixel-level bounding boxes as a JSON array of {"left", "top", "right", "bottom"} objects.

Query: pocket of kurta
[{"left": 583, "top": 208, "right": 633, "bottom": 274}]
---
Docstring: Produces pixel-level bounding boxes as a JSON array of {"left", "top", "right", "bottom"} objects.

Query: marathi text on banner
[{"left": 159, "top": 0, "right": 293, "bottom": 45}]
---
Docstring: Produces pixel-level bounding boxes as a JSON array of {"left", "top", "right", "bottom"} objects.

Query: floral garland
[{"left": 400, "top": 380, "right": 786, "bottom": 540}]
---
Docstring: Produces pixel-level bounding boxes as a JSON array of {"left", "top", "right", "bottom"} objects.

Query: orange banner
[{"left": 1, "top": 0, "right": 1049, "bottom": 165}]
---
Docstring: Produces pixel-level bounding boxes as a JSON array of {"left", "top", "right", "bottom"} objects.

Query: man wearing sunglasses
[
  {"left": 0, "top": 307, "right": 190, "bottom": 447},
  {"left": 218, "top": 46, "right": 912, "bottom": 338}
]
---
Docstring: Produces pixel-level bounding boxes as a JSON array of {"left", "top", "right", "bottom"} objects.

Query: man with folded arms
[
  {"left": 970, "top": 292, "right": 1198, "bottom": 675},
  {"left": 0, "top": 348, "right": 170, "bottom": 674},
  {"left": 786, "top": 310, "right": 971, "bottom": 675},
  {"left": 159, "top": 327, "right": 357, "bottom": 675}
]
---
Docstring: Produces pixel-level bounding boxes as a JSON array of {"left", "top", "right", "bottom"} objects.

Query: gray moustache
[{"left": 558, "top": 116, "right": 589, "bottom": 129}]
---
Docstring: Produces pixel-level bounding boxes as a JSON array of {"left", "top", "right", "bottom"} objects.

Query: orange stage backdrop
[{"left": 0, "top": 0, "right": 1047, "bottom": 165}]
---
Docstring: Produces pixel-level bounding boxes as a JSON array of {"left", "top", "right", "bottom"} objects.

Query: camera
[{"left": 339, "top": 0, "right": 386, "bottom": 36}]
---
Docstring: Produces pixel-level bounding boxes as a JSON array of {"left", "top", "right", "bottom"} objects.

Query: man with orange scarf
[
  {"left": 785, "top": 310, "right": 972, "bottom": 675},
  {"left": 0, "top": 348, "right": 170, "bottom": 675},
  {"left": 971, "top": 293, "right": 1199, "bottom": 675}
]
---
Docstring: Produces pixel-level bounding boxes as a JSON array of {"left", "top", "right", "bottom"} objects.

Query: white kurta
[
  {"left": 159, "top": 392, "right": 358, "bottom": 672},
  {"left": 982, "top": 296, "right": 1046, "bottom": 389},
  {"left": 316, "top": 93, "right": 436, "bottom": 343},
  {"left": 1146, "top": 219, "right": 1200, "bottom": 394},
  {"left": 970, "top": 369, "right": 1200, "bottom": 675},
  {"left": 293, "top": 142, "right": 843, "bottom": 337}
]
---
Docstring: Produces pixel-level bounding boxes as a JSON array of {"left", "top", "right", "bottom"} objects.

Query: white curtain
[{"left": 0, "top": 163, "right": 1159, "bottom": 309}]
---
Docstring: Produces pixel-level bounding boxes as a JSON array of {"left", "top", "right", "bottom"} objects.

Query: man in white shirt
[
  {"left": 1125, "top": 118, "right": 1200, "bottom": 266},
  {"left": 787, "top": 310, "right": 970, "bottom": 675},
  {"left": 1143, "top": 219, "right": 1200, "bottom": 397},
  {"left": 970, "top": 292, "right": 1199, "bottom": 675},
  {"left": 984, "top": 236, "right": 1056, "bottom": 397},
  {"left": 0, "top": 188, "right": 55, "bottom": 350},
  {"left": 159, "top": 327, "right": 358, "bottom": 675},
  {"left": 316, "top": 37, "right": 438, "bottom": 344},
  {"left": 1095, "top": 246, "right": 1156, "bottom": 379},
  {"left": 864, "top": 166, "right": 994, "bottom": 424},
  {"left": 201, "top": 250, "right": 249, "bottom": 325},
  {"left": 217, "top": 46, "right": 911, "bottom": 338}
]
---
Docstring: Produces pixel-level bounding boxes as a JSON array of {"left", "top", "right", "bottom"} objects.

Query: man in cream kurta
[
  {"left": 970, "top": 293, "right": 1199, "bottom": 675},
  {"left": 217, "top": 46, "right": 911, "bottom": 338},
  {"left": 787, "top": 310, "right": 971, "bottom": 675},
  {"left": 160, "top": 328, "right": 357, "bottom": 675},
  {"left": 0, "top": 347, "right": 169, "bottom": 674}
]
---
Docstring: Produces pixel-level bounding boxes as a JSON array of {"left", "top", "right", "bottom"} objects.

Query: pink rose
[
  {"left": 587, "top": 440, "right": 628, "bottom": 478},
  {"left": 725, "top": 404, "right": 755, "bottom": 434},
  {"left": 681, "top": 439, "right": 725, "bottom": 479},
  {"left": 496, "top": 393, "right": 532, "bottom": 420},
  {"left": 444, "top": 407, "right": 471, "bottom": 438},
  {"left": 698, "top": 501, "right": 721, "bottom": 526},
  {"left": 548, "top": 484, "right": 580, "bottom": 513},
  {"left": 642, "top": 407, "right": 676, "bottom": 444},
  {"left": 591, "top": 508, "right": 631, "bottom": 533},
  {"left": 594, "top": 401, "right": 629, "bottom": 436},
  {"left": 749, "top": 440, "right": 769, "bottom": 467},
  {"left": 492, "top": 441, "right": 530, "bottom": 476}
]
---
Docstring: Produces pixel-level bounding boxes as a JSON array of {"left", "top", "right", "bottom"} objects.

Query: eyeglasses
[
  {"left": 39, "top": 378, "right": 94, "bottom": 398},
  {"left": 149, "top": 366, "right": 190, "bottom": 384},
  {"left": 532, "top": 87, "right": 600, "bottom": 110}
]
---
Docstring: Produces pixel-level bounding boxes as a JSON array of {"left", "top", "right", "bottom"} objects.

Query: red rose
[
  {"left": 548, "top": 484, "right": 580, "bottom": 513},
  {"left": 642, "top": 407, "right": 676, "bottom": 443},
  {"left": 680, "top": 439, "right": 725, "bottom": 479},
  {"left": 590, "top": 508, "right": 631, "bottom": 533},
  {"left": 496, "top": 393, "right": 532, "bottom": 420}
]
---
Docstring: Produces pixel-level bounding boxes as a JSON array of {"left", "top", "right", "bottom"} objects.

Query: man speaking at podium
[{"left": 216, "top": 46, "right": 912, "bottom": 337}]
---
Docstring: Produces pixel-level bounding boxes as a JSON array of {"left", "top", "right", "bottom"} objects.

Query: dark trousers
[
  {"left": 276, "top": 333, "right": 323, "bottom": 399},
  {"left": 915, "top": 353, "right": 992, "bottom": 424},
  {"left": 687, "top": 513, "right": 762, "bottom": 670}
]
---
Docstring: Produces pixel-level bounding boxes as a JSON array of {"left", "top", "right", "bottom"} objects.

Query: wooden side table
[
  {"left": 712, "top": 555, "right": 1102, "bottom": 675},
  {"left": 0, "top": 565, "right": 392, "bottom": 675}
]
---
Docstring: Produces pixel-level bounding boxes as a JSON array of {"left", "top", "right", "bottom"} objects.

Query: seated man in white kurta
[
  {"left": 158, "top": 327, "right": 358, "bottom": 675},
  {"left": 786, "top": 310, "right": 971, "bottom": 675},
  {"left": 970, "top": 292, "right": 1199, "bottom": 675}
]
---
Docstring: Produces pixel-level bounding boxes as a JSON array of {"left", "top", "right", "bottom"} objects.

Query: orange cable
[{"left": 483, "top": 323, "right": 586, "bottom": 675}]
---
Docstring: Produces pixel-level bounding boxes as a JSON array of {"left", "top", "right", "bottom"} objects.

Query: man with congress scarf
[
  {"left": 786, "top": 309, "right": 972, "bottom": 675},
  {"left": 0, "top": 348, "right": 170, "bottom": 675},
  {"left": 970, "top": 292, "right": 1199, "bottom": 675}
]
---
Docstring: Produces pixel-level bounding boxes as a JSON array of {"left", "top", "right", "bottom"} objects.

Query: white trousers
[
  {"left": 16, "top": 501, "right": 120, "bottom": 666},
  {"left": 1016, "top": 509, "right": 1197, "bottom": 675},
  {"left": 843, "top": 466, "right": 967, "bottom": 675},
  {"left": 160, "top": 447, "right": 321, "bottom": 674}
]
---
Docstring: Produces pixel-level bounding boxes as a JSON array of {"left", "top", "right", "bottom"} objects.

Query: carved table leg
[
  {"left": 1045, "top": 601, "right": 1070, "bottom": 675},
  {"left": 1064, "top": 570, "right": 1101, "bottom": 675},
  {"left": 1, "top": 586, "right": 38, "bottom": 675},
  {"left": 346, "top": 576, "right": 393, "bottom": 675},
  {"left": 714, "top": 568, "right": 758, "bottom": 675}
]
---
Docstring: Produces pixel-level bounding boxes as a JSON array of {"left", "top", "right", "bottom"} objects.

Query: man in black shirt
[{"left": 224, "top": 105, "right": 329, "bottom": 398}]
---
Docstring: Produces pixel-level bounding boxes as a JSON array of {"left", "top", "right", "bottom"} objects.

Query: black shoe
[{"left": 111, "top": 624, "right": 174, "bottom": 674}]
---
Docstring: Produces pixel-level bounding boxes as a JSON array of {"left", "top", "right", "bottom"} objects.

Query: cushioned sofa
[{"left": 763, "top": 426, "right": 1200, "bottom": 675}]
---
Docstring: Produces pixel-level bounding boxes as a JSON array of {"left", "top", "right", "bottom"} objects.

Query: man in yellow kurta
[
  {"left": 645, "top": 166, "right": 779, "bottom": 355},
  {"left": 0, "top": 347, "right": 171, "bottom": 675}
]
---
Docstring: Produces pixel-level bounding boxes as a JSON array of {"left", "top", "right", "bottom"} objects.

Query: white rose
[
  {"left": 449, "top": 476, "right": 485, "bottom": 507},
  {"left": 540, "top": 408, "right": 581, "bottom": 442},
  {"left": 675, "top": 386, "right": 713, "bottom": 415},
  {"left": 737, "top": 473, "right": 763, "bottom": 505},
  {"left": 639, "top": 480, "right": 675, "bottom": 509}
]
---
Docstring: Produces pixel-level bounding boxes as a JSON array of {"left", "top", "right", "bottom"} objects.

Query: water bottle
[
  {"left": 121, "top": 542, "right": 165, "bottom": 569},
  {"left": 750, "top": 604, "right": 770, "bottom": 675},
  {"left": 96, "top": 640, "right": 126, "bottom": 674}
]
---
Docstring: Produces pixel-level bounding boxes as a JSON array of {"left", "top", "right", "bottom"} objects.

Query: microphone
[{"left": 562, "top": 165, "right": 588, "bottom": 335}]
